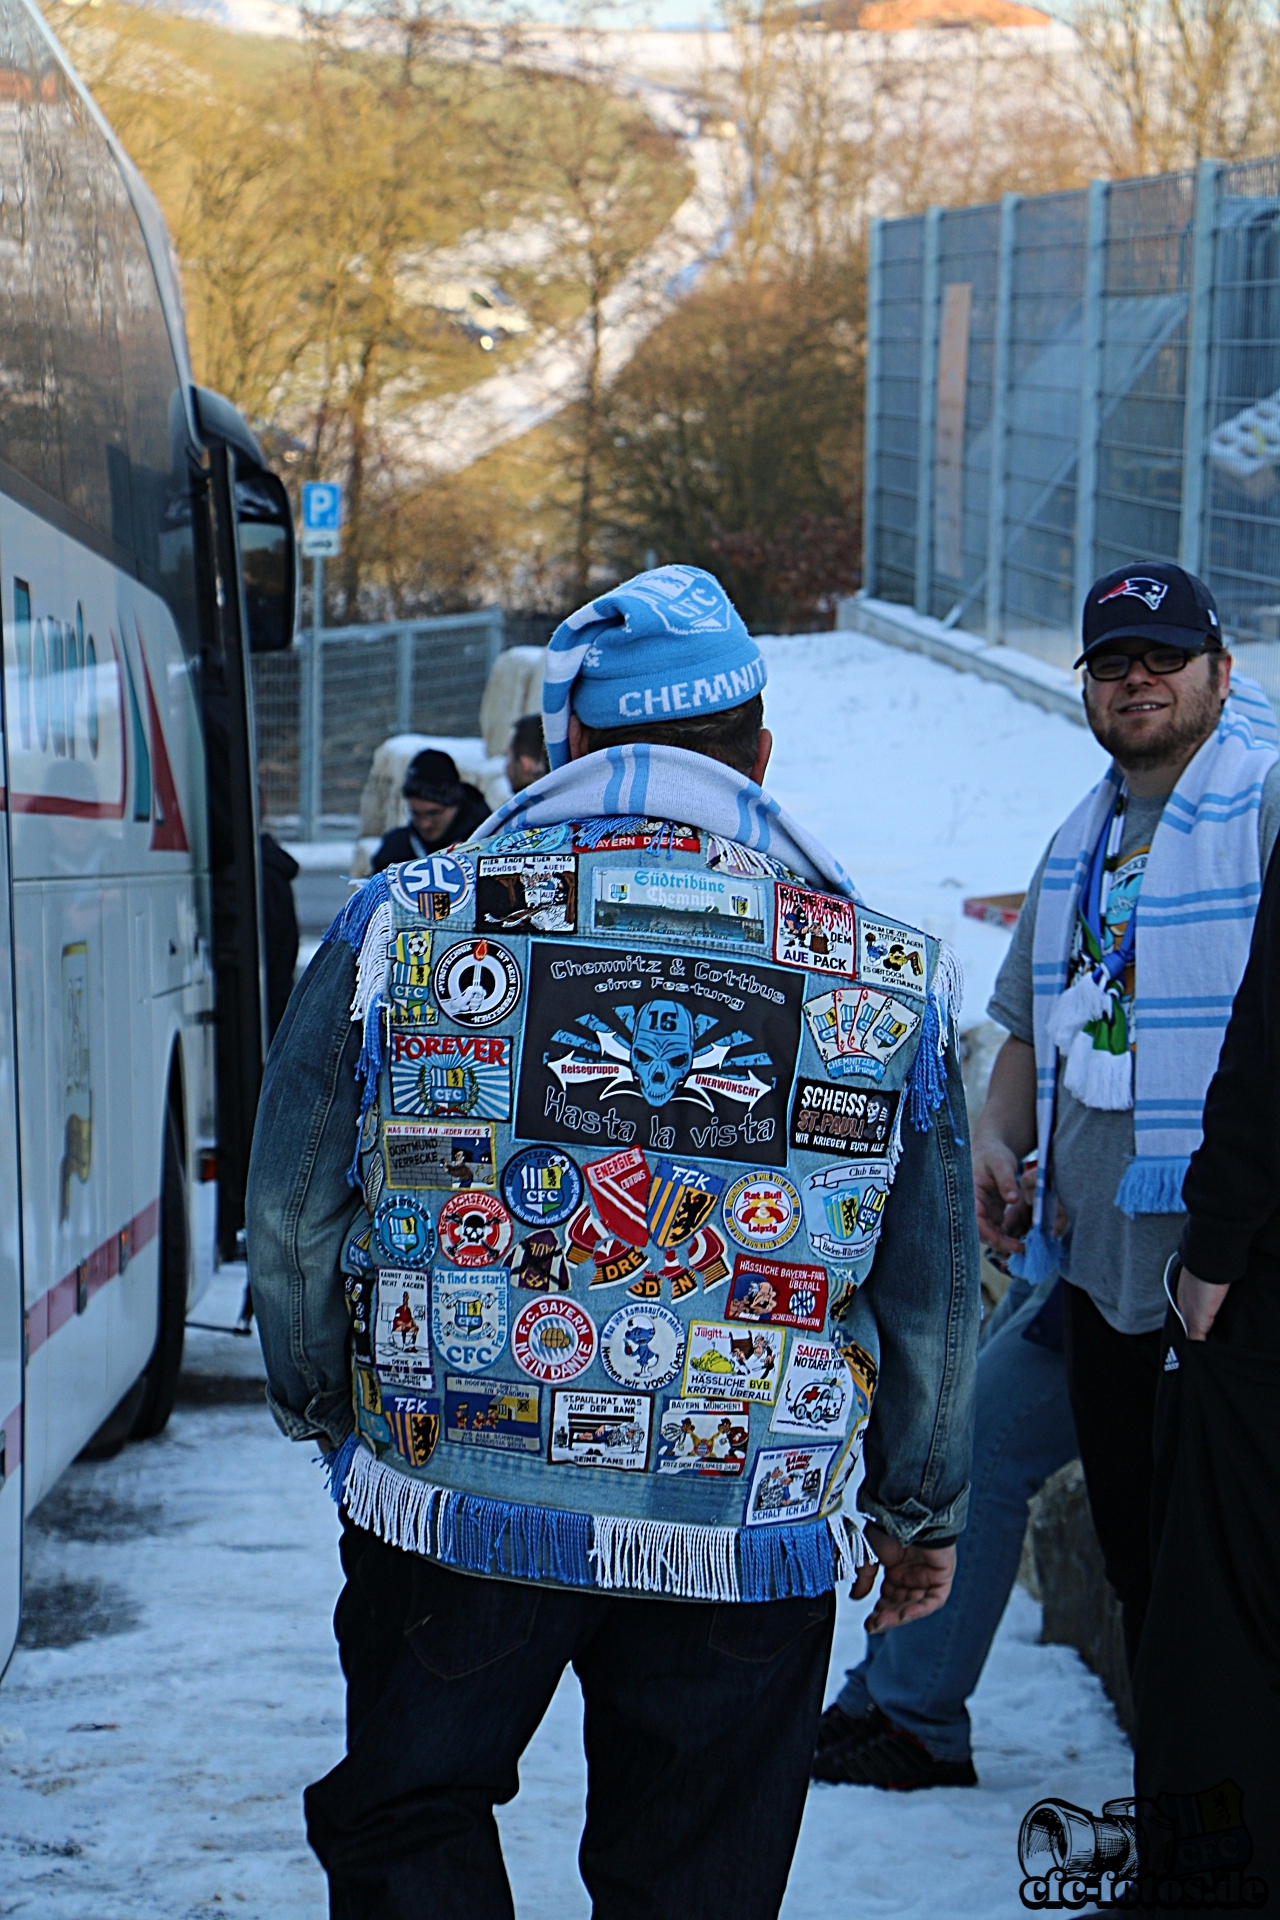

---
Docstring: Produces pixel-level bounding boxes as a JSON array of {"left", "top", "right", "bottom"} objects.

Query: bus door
[{"left": 0, "top": 701, "right": 24, "bottom": 1675}]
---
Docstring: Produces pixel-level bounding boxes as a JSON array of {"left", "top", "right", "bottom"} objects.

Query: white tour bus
[{"left": 0, "top": 0, "right": 297, "bottom": 1674}]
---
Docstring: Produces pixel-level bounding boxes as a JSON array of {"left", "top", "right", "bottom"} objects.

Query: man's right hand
[{"left": 973, "top": 1138, "right": 1031, "bottom": 1256}]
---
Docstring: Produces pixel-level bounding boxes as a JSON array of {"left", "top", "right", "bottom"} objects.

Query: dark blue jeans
[{"left": 306, "top": 1519, "right": 835, "bottom": 1920}]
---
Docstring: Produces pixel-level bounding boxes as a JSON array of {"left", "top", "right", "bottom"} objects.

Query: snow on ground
[
  {"left": 0, "top": 1272, "right": 1132, "bottom": 1918},
  {"left": 758, "top": 631, "right": 1107, "bottom": 1022}
]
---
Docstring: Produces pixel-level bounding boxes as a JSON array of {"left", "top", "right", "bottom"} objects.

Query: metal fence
[
  {"left": 864, "top": 157, "right": 1280, "bottom": 702},
  {"left": 252, "top": 610, "right": 506, "bottom": 838}
]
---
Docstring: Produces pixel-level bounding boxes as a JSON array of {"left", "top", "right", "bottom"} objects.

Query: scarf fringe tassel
[
  {"left": 325, "top": 871, "right": 391, "bottom": 954},
  {"left": 1114, "top": 1155, "right": 1189, "bottom": 1219},
  {"left": 336, "top": 1448, "right": 853, "bottom": 1601},
  {"left": 1008, "top": 1225, "right": 1064, "bottom": 1284},
  {"left": 1061, "top": 1029, "right": 1133, "bottom": 1110}
]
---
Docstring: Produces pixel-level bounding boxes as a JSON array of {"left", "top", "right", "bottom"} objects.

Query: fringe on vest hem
[{"left": 590, "top": 1515, "right": 740, "bottom": 1602}]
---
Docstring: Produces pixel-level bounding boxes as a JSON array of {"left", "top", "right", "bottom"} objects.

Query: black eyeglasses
[{"left": 1085, "top": 645, "right": 1209, "bottom": 682}]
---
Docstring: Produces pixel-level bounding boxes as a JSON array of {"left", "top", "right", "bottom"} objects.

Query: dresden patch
[
  {"left": 802, "top": 1165, "right": 890, "bottom": 1264},
  {"left": 804, "top": 987, "right": 921, "bottom": 1083},
  {"left": 789, "top": 1082, "right": 899, "bottom": 1160},
  {"left": 511, "top": 1296, "right": 597, "bottom": 1383},
  {"left": 654, "top": 1397, "right": 750, "bottom": 1475},
  {"left": 725, "top": 1254, "right": 828, "bottom": 1331},
  {"left": 858, "top": 918, "right": 927, "bottom": 992},
  {"left": 436, "top": 1190, "right": 513, "bottom": 1266},
  {"left": 770, "top": 1340, "right": 853, "bottom": 1438},
  {"left": 682, "top": 1320, "right": 784, "bottom": 1402},
  {"left": 388, "top": 853, "right": 474, "bottom": 920},
  {"left": 444, "top": 1374, "right": 542, "bottom": 1453},
  {"left": 476, "top": 853, "right": 577, "bottom": 935},
  {"left": 599, "top": 1301, "right": 685, "bottom": 1389},
  {"left": 550, "top": 1390, "right": 652, "bottom": 1470},
  {"left": 591, "top": 866, "right": 767, "bottom": 950},
  {"left": 389, "top": 1031, "right": 511, "bottom": 1121},
  {"left": 432, "top": 938, "right": 521, "bottom": 1028},
  {"left": 383, "top": 1393, "right": 441, "bottom": 1467},
  {"left": 430, "top": 1268, "right": 509, "bottom": 1370},
  {"left": 722, "top": 1172, "right": 803, "bottom": 1252},
  {"left": 383, "top": 1120, "right": 497, "bottom": 1192},
  {"left": 565, "top": 1206, "right": 649, "bottom": 1288},
  {"left": 374, "top": 1268, "right": 433, "bottom": 1389},
  {"left": 372, "top": 1193, "right": 434, "bottom": 1267},
  {"left": 774, "top": 885, "right": 857, "bottom": 977},
  {"left": 745, "top": 1443, "right": 836, "bottom": 1525},
  {"left": 502, "top": 1145, "right": 583, "bottom": 1227}
]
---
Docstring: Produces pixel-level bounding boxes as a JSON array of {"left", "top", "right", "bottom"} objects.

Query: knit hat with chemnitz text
[{"left": 541, "top": 565, "right": 765, "bottom": 771}]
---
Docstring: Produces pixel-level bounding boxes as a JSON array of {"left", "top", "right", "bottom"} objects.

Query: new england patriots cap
[{"left": 1075, "top": 561, "right": 1222, "bottom": 667}]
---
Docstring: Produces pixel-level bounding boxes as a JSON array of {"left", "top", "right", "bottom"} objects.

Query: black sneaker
[
  {"left": 812, "top": 1714, "right": 977, "bottom": 1790},
  {"left": 811, "top": 1702, "right": 888, "bottom": 1772}
]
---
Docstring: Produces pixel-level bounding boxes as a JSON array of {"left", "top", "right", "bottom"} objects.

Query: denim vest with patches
[{"left": 332, "top": 819, "right": 947, "bottom": 1603}]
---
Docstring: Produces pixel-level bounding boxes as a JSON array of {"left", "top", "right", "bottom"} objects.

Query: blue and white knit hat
[{"left": 542, "top": 565, "right": 765, "bottom": 770}]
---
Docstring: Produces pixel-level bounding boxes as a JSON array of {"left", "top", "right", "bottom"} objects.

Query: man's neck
[{"left": 1116, "top": 741, "right": 1205, "bottom": 801}]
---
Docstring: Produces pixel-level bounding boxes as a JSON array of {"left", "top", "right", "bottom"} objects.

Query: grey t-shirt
[{"left": 989, "top": 763, "right": 1280, "bottom": 1334}]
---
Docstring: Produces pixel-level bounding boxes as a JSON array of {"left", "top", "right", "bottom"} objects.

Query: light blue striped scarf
[{"left": 1018, "top": 681, "right": 1278, "bottom": 1279}]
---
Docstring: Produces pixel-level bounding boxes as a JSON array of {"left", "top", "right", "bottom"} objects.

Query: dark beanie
[{"left": 403, "top": 749, "right": 464, "bottom": 804}]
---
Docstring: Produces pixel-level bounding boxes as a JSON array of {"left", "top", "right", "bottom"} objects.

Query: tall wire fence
[{"left": 864, "top": 157, "right": 1280, "bottom": 704}]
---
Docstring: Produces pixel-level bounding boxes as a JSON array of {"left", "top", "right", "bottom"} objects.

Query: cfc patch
[
  {"left": 804, "top": 987, "right": 921, "bottom": 1083},
  {"left": 722, "top": 1172, "right": 803, "bottom": 1253},
  {"left": 773, "top": 885, "right": 857, "bottom": 977},
  {"left": 507, "top": 1226, "right": 572, "bottom": 1293},
  {"left": 789, "top": 1082, "right": 899, "bottom": 1160},
  {"left": 372, "top": 1193, "right": 434, "bottom": 1267},
  {"left": 745, "top": 1443, "right": 836, "bottom": 1525},
  {"left": 655, "top": 1397, "right": 750, "bottom": 1475},
  {"left": 770, "top": 1340, "right": 853, "bottom": 1438},
  {"left": 647, "top": 1158, "right": 725, "bottom": 1247},
  {"left": 387, "top": 928, "right": 436, "bottom": 1025},
  {"left": 374, "top": 1269, "right": 433, "bottom": 1390},
  {"left": 724, "top": 1254, "right": 828, "bottom": 1331},
  {"left": 550, "top": 1390, "right": 652, "bottom": 1470},
  {"left": 476, "top": 854, "right": 577, "bottom": 935},
  {"left": 444, "top": 1374, "right": 542, "bottom": 1453},
  {"left": 388, "top": 854, "right": 474, "bottom": 920},
  {"left": 682, "top": 1320, "right": 784, "bottom": 1402},
  {"left": 802, "top": 1165, "right": 890, "bottom": 1264},
  {"left": 599, "top": 1302, "right": 685, "bottom": 1389},
  {"left": 389, "top": 1031, "right": 511, "bottom": 1121},
  {"left": 430, "top": 1269, "right": 509, "bottom": 1371},
  {"left": 858, "top": 918, "right": 927, "bottom": 991},
  {"left": 383, "top": 1394, "right": 441, "bottom": 1468},
  {"left": 518, "top": 943, "right": 803, "bottom": 1167},
  {"left": 383, "top": 1120, "right": 497, "bottom": 1191},
  {"left": 511, "top": 1296, "right": 597, "bottom": 1383},
  {"left": 502, "top": 1145, "right": 583, "bottom": 1227},
  {"left": 432, "top": 938, "right": 521, "bottom": 1028},
  {"left": 591, "top": 867, "right": 766, "bottom": 950},
  {"left": 436, "top": 1191, "right": 513, "bottom": 1267}
]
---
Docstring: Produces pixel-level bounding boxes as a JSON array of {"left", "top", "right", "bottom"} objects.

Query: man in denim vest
[{"left": 248, "top": 567, "right": 979, "bottom": 1920}]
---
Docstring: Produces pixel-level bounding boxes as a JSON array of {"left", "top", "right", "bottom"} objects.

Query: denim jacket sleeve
[
  {"left": 245, "top": 937, "right": 364, "bottom": 1451},
  {"left": 857, "top": 1035, "right": 981, "bottom": 1547}
]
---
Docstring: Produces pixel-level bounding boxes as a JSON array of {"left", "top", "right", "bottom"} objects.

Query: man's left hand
[
  {"left": 850, "top": 1521, "right": 957, "bottom": 1632},
  {"left": 1176, "top": 1267, "right": 1231, "bottom": 1342}
]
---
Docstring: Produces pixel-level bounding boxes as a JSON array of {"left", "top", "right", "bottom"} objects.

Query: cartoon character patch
[
  {"left": 744, "top": 1443, "right": 836, "bottom": 1525},
  {"left": 444, "top": 1374, "right": 542, "bottom": 1453},
  {"left": 773, "top": 885, "right": 856, "bottom": 977},
  {"left": 724, "top": 1254, "right": 827, "bottom": 1331},
  {"left": 374, "top": 1269, "right": 433, "bottom": 1390},
  {"left": 769, "top": 1341, "right": 852, "bottom": 1438},
  {"left": 857, "top": 918, "right": 927, "bottom": 992},
  {"left": 599, "top": 1302, "right": 685, "bottom": 1389},
  {"left": 655, "top": 1397, "right": 750, "bottom": 1475},
  {"left": 476, "top": 854, "right": 577, "bottom": 935},
  {"left": 549, "top": 1390, "right": 652, "bottom": 1470},
  {"left": 682, "top": 1321, "right": 785, "bottom": 1402},
  {"left": 383, "top": 1120, "right": 497, "bottom": 1191}
]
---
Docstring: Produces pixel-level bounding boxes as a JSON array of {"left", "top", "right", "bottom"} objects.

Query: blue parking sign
[{"left": 301, "top": 481, "right": 342, "bottom": 555}]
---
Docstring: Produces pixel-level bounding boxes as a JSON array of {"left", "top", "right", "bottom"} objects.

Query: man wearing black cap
[
  {"left": 370, "top": 749, "right": 490, "bottom": 873},
  {"left": 966, "top": 563, "right": 1280, "bottom": 1685}
]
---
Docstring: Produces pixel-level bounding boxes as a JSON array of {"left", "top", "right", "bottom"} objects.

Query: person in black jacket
[
  {"left": 370, "top": 749, "right": 490, "bottom": 873},
  {"left": 1133, "top": 839, "right": 1280, "bottom": 1906},
  {"left": 260, "top": 831, "right": 300, "bottom": 1041}
]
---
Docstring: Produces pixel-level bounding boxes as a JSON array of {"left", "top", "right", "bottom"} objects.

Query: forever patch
[{"left": 389, "top": 1031, "right": 511, "bottom": 1121}]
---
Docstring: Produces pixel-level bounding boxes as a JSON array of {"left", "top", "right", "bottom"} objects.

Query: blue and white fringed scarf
[{"left": 1017, "top": 680, "right": 1278, "bottom": 1280}]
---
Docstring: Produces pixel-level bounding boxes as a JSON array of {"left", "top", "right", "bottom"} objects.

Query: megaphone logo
[{"left": 1018, "top": 1798, "right": 1139, "bottom": 1879}]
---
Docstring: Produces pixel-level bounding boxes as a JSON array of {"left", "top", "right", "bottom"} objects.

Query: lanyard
[{"left": 1079, "top": 792, "right": 1135, "bottom": 983}]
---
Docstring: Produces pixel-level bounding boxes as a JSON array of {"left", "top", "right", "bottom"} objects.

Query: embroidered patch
[
  {"left": 835, "top": 1338, "right": 878, "bottom": 1411},
  {"left": 646, "top": 1158, "right": 725, "bottom": 1247},
  {"left": 574, "top": 821, "right": 699, "bottom": 853},
  {"left": 804, "top": 987, "right": 921, "bottom": 1083},
  {"left": 591, "top": 866, "right": 767, "bottom": 950},
  {"left": 682, "top": 1320, "right": 785, "bottom": 1402},
  {"left": 489, "top": 823, "right": 572, "bottom": 853},
  {"left": 725, "top": 1254, "right": 828, "bottom": 1331},
  {"left": 383, "top": 1393, "right": 441, "bottom": 1467},
  {"left": 745, "top": 1443, "right": 836, "bottom": 1525},
  {"left": 722, "top": 1172, "right": 803, "bottom": 1252},
  {"left": 584, "top": 1147, "right": 651, "bottom": 1246},
  {"left": 476, "top": 853, "right": 577, "bottom": 935},
  {"left": 389, "top": 1031, "right": 511, "bottom": 1121},
  {"left": 432, "top": 938, "right": 521, "bottom": 1028},
  {"left": 518, "top": 943, "right": 802, "bottom": 1167},
  {"left": 788, "top": 1082, "right": 899, "bottom": 1160},
  {"left": 372, "top": 1193, "right": 434, "bottom": 1267},
  {"left": 430, "top": 1269, "right": 509, "bottom": 1370},
  {"left": 389, "top": 854, "right": 474, "bottom": 920},
  {"left": 444, "top": 1374, "right": 542, "bottom": 1453},
  {"left": 387, "top": 928, "right": 436, "bottom": 1024},
  {"left": 549, "top": 1390, "right": 652, "bottom": 1470},
  {"left": 599, "top": 1302, "right": 685, "bottom": 1389},
  {"left": 502, "top": 1145, "right": 583, "bottom": 1227},
  {"left": 383, "top": 1120, "right": 497, "bottom": 1191},
  {"left": 705, "top": 836, "right": 789, "bottom": 880},
  {"left": 512, "top": 1296, "right": 597, "bottom": 1383},
  {"left": 801, "top": 1165, "right": 890, "bottom": 1264},
  {"left": 857, "top": 918, "right": 927, "bottom": 991},
  {"left": 436, "top": 1191, "right": 513, "bottom": 1267},
  {"left": 363, "top": 1151, "right": 385, "bottom": 1214},
  {"left": 507, "top": 1226, "right": 573, "bottom": 1293},
  {"left": 375, "top": 1268, "right": 433, "bottom": 1389},
  {"left": 769, "top": 1341, "right": 853, "bottom": 1438},
  {"left": 342, "top": 1221, "right": 374, "bottom": 1275},
  {"left": 774, "top": 885, "right": 857, "bottom": 977},
  {"left": 655, "top": 1397, "right": 750, "bottom": 1475},
  {"left": 564, "top": 1205, "right": 650, "bottom": 1288},
  {"left": 687, "top": 1224, "right": 730, "bottom": 1289}
]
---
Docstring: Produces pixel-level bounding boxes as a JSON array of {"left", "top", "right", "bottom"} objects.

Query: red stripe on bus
[
  {"left": 24, "top": 1199, "right": 160, "bottom": 1360},
  {"left": 9, "top": 794, "right": 127, "bottom": 819},
  {"left": 1, "top": 1402, "right": 18, "bottom": 1475}
]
